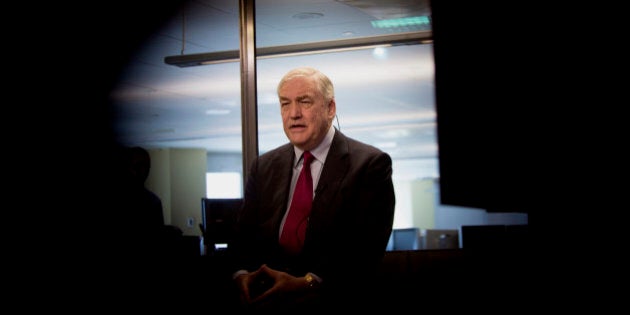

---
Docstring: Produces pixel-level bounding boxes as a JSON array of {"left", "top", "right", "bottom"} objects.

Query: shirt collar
[{"left": 293, "top": 125, "right": 335, "bottom": 167}]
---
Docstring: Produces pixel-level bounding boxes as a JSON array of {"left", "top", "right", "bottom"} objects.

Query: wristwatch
[{"left": 304, "top": 272, "right": 318, "bottom": 289}]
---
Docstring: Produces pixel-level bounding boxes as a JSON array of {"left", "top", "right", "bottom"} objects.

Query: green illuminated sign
[{"left": 371, "top": 16, "right": 431, "bottom": 29}]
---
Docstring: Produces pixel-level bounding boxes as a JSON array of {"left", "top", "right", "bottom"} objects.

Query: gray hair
[{"left": 277, "top": 66, "right": 334, "bottom": 103}]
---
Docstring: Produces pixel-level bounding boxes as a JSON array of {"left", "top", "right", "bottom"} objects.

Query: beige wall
[
  {"left": 411, "top": 178, "right": 435, "bottom": 230},
  {"left": 146, "top": 148, "right": 207, "bottom": 236},
  {"left": 146, "top": 148, "right": 171, "bottom": 224}
]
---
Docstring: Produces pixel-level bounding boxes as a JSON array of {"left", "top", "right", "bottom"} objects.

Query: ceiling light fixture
[
  {"left": 164, "top": 31, "right": 431, "bottom": 67},
  {"left": 205, "top": 109, "right": 231, "bottom": 115},
  {"left": 292, "top": 12, "right": 324, "bottom": 19}
]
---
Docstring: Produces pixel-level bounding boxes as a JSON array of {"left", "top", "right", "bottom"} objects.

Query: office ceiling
[{"left": 109, "top": 0, "right": 436, "bottom": 169}]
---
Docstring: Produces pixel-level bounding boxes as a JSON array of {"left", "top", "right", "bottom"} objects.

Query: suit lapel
[
  {"left": 312, "top": 130, "right": 349, "bottom": 218},
  {"left": 268, "top": 145, "right": 295, "bottom": 234}
]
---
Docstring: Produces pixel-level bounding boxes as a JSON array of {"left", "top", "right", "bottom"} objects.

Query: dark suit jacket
[{"left": 230, "top": 128, "right": 395, "bottom": 299}]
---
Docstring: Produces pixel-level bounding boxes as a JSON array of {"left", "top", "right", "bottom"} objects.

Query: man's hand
[{"left": 235, "top": 264, "right": 315, "bottom": 310}]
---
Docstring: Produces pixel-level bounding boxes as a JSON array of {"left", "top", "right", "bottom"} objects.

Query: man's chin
[
  {"left": 289, "top": 138, "right": 309, "bottom": 149},
  {"left": 288, "top": 133, "right": 307, "bottom": 142}
]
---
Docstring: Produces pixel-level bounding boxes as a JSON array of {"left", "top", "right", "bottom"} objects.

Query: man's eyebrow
[{"left": 279, "top": 94, "right": 312, "bottom": 101}]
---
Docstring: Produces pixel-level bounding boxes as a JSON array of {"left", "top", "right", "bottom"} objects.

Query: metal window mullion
[{"left": 239, "top": 0, "right": 258, "bottom": 188}]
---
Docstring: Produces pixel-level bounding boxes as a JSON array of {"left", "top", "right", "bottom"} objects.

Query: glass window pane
[
  {"left": 109, "top": 0, "right": 243, "bottom": 172},
  {"left": 109, "top": 1, "right": 244, "bottom": 232},
  {"left": 255, "top": 0, "right": 432, "bottom": 47},
  {"left": 255, "top": 0, "right": 437, "bottom": 230}
]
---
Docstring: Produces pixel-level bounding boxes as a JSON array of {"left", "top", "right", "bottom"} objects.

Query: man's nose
[{"left": 288, "top": 103, "right": 301, "bottom": 117}]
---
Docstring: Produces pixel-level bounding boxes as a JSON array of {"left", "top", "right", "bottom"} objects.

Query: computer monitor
[
  {"left": 461, "top": 224, "right": 528, "bottom": 251},
  {"left": 391, "top": 228, "right": 420, "bottom": 250},
  {"left": 423, "top": 229, "right": 459, "bottom": 250},
  {"left": 201, "top": 198, "right": 243, "bottom": 248}
]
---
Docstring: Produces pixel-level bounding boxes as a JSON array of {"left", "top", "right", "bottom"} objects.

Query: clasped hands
[{"left": 234, "top": 264, "right": 315, "bottom": 309}]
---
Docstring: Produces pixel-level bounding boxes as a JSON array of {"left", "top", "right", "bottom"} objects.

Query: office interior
[
  {"left": 108, "top": 0, "right": 528, "bottom": 254},
  {"left": 26, "top": 0, "right": 545, "bottom": 307},
  {"left": 21, "top": 0, "right": 597, "bottom": 308}
]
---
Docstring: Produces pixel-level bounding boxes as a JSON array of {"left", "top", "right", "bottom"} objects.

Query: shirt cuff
[
  {"left": 307, "top": 272, "right": 323, "bottom": 284},
  {"left": 232, "top": 269, "right": 249, "bottom": 280}
]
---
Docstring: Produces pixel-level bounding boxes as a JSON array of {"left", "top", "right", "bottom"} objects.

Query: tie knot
[{"left": 302, "top": 151, "right": 313, "bottom": 167}]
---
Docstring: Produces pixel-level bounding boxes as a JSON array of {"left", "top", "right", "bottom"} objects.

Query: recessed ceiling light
[
  {"left": 205, "top": 109, "right": 231, "bottom": 115},
  {"left": 292, "top": 12, "right": 324, "bottom": 20},
  {"left": 372, "top": 47, "right": 388, "bottom": 59}
]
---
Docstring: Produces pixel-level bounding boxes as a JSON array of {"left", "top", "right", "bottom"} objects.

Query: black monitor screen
[{"left": 201, "top": 198, "right": 243, "bottom": 246}]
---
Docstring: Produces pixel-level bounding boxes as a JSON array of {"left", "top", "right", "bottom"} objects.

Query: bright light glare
[
  {"left": 206, "top": 172, "right": 242, "bottom": 198},
  {"left": 372, "top": 47, "right": 387, "bottom": 59}
]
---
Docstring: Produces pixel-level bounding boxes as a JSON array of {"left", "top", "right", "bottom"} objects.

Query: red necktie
[{"left": 280, "top": 151, "right": 314, "bottom": 254}]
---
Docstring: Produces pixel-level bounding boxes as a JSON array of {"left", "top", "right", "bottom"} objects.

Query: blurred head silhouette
[{"left": 127, "top": 146, "right": 151, "bottom": 186}]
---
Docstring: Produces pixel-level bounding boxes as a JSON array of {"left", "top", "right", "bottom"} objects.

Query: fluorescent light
[
  {"left": 165, "top": 31, "right": 431, "bottom": 67},
  {"left": 205, "top": 109, "right": 231, "bottom": 115}
]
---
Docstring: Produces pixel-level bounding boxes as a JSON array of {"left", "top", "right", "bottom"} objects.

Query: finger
[
  {"left": 241, "top": 285, "right": 252, "bottom": 303},
  {"left": 234, "top": 274, "right": 252, "bottom": 303},
  {"left": 249, "top": 267, "right": 262, "bottom": 277},
  {"left": 259, "top": 264, "right": 280, "bottom": 279},
  {"left": 250, "top": 287, "right": 275, "bottom": 306},
  {"left": 258, "top": 264, "right": 272, "bottom": 274}
]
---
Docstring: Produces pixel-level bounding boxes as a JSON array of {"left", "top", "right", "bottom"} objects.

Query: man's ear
[{"left": 328, "top": 99, "right": 336, "bottom": 118}]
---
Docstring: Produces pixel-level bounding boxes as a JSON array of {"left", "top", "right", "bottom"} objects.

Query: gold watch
[{"left": 304, "top": 272, "right": 317, "bottom": 288}]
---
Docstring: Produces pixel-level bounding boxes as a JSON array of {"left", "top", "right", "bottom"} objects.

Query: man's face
[{"left": 278, "top": 76, "right": 335, "bottom": 151}]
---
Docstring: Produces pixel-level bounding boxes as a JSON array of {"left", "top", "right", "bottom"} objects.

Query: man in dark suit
[{"left": 229, "top": 67, "right": 396, "bottom": 310}]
